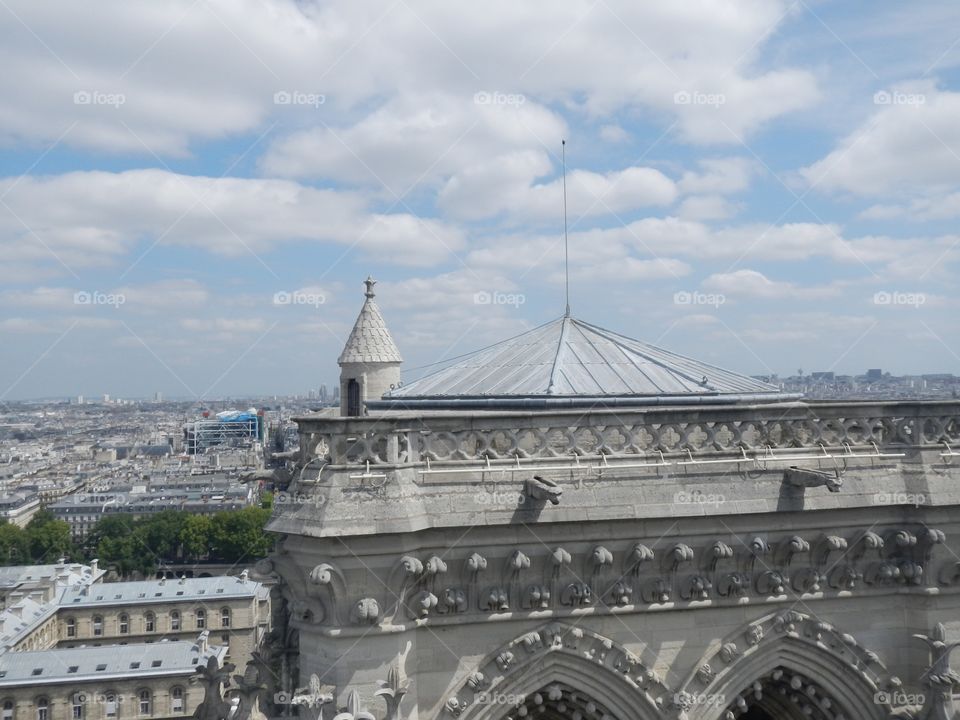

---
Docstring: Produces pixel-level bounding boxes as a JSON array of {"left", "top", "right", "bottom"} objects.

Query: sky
[{"left": 1, "top": 0, "right": 959, "bottom": 401}]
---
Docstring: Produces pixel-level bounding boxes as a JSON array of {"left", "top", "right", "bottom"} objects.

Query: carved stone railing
[{"left": 294, "top": 401, "right": 960, "bottom": 467}]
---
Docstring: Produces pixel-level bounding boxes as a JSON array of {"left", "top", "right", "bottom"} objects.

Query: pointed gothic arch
[
  {"left": 444, "top": 622, "right": 671, "bottom": 720},
  {"left": 674, "top": 610, "right": 901, "bottom": 720}
]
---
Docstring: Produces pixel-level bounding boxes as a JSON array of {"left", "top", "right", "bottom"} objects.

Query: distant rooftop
[
  {"left": 0, "top": 561, "right": 101, "bottom": 590},
  {"left": 59, "top": 573, "right": 265, "bottom": 607},
  {"left": 376, "top": 315, "right": 790, "bottom": 410},
  {"left": 0, "top": 639, "right": 225, "bottom": 685}
]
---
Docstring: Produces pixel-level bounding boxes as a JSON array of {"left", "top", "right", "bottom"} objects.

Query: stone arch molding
[
  {"left": 674, "top": 609, "right": 902, "bottom": 720},
  {"left": 444, "top": 621, "right": 672, "bottom": 719}
]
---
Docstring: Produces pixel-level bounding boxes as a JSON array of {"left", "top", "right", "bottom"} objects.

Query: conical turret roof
[{"left": 338, "top": 277, "right": 402, "bottom": 365}]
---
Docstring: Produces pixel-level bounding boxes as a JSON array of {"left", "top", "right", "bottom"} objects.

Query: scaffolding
[{"left": 183, "top": 411, "right": 262, "bottom": 455}]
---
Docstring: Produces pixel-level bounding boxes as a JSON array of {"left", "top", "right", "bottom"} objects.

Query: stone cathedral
[{"left": 263, "top": 278, "right": 960, "bottom": 720}]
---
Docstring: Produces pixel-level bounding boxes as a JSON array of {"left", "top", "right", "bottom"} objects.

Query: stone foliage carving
[
  {"left": 443, "top": 622, "right": 671, "bottom": 718},
  {"left": 351, "top": 598, "right": 380, "bottom": 625},
  {"left": 678, "top": 609, "right": 900, "bottom": 719},
  {"left": 303, "top": 525, "right": 950, "bottom": 632}
]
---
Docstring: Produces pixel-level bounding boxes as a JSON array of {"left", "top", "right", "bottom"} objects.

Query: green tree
[
  {"left": 180, "top": 514, "right": 213, "bottom": 563},
  {"left": 137, "top": 511, "right": 187, "bottom": 561},
  {"left": 25, "top": 511, "right": 74, "bottom": 562},
  {"left": 0, "top": 523, "right": 29, "bottom": 566},
  {"left": 210, "top": 507, "right": 272, "bottom": 562}
]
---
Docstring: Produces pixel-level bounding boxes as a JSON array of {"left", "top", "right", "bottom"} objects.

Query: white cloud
[
  {"left": 677, "top": 195, "right": 739, "bottom": 221},
  {"left": 678, "top": 157, "right": 755, "bottom": 195},
  {"left": 599, "top": 124, "right": 629, "bottom": 143},
  {"left": 0, "top": 0, "right": 817, "bottom": 155},
  {"left": 439, "top": 158, "right": 677, "bottom": 223},
  {"left": 260, "top": 94, "right": 566, "bottom": 191},
  {"left": 0, "top": 170, "right": 464, "bottom": 274},
  {"left": 802, "top": 83, "right": 960, "bottom": 196},
  {"left": 702, "top": 269, "right": 840, "bottom": 300}
]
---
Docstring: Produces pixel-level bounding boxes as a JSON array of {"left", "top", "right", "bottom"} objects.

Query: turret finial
[{"left": 364, "top": 276, "right": 376, "bottom": 299}]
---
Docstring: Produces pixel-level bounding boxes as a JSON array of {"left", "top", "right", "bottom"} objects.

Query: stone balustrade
[{"left": 294, "top": 400, "right": 960, "bottom": 468}]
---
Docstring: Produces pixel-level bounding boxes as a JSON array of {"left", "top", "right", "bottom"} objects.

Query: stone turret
[{"left": 338, "top": 277, "right": 402, "bottom": 416}]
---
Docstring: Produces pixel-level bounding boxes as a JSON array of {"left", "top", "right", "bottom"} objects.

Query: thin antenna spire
[{"left": 562, "top": 139, "right": 570, "bottom": 318}]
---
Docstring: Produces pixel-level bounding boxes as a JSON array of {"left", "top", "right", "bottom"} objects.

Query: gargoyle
[
  {"left": 784, "top": 466, "right": 842, "bottom": 492},
  {"left": 524, "top": 475, "right": 562, "bottom": 505}
]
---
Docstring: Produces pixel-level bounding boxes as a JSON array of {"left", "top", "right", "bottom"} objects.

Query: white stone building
[{"left": 265, "top": 280, "right": 960, "bottom": 720}]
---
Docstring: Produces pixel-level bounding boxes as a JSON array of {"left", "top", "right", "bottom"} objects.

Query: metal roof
[
  {"left": 59, "top": 574, "right": 263, "bottom": 607},
  {"left": 338, "top": 277, "right": 402, "bottom": 365},
  {"left": 0, "top": 639, "right": 225, "bottom": 685},
  {"left": 379, "top": 315, "right": 783, "bottom": 406}
]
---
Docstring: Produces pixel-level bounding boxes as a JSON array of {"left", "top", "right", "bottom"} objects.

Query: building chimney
[
  {"left": 197, "top": 630, "right": 209, "bottom": 653},
  {"left": 239, "top": 569, "right": 249, "bottom": 583},
  {"left": 90, "top": 559, "right": 99, "bottom": 574}
]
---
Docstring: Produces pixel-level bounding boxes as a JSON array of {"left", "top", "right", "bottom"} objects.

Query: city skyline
[{"left": 1, "top": 0, "right": 959, "bottom": 401}]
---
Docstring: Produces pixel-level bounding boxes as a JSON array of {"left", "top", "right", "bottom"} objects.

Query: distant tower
[{"left": 338, "top": 277, "right": 402, "bottom": 416}]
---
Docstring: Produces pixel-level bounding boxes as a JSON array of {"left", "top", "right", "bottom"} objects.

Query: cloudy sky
[{"left": 1, "top": 0, "right": 959, "bottom": 400}]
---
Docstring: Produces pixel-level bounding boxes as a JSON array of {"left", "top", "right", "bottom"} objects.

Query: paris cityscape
[{"left": 2, "top": 1, "right": 960, "bottom": 720}]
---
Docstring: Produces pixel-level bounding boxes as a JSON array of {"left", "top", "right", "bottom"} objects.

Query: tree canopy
[{"left": 0, "top": 506, "right": 273, "bottom": 578}]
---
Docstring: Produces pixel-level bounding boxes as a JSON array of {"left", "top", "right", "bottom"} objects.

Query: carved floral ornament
[
  {"left": 298, "top": 525, "right": 947, "bottom": 628},
  {"left": 441, "top": 613, "right": 907, "bottom": 720},
  {"left": 675, "top": 610, "right": 913, "bottom": 720},
  {"left": 442, "top": 621, "right": 672, "bottom": 718}
]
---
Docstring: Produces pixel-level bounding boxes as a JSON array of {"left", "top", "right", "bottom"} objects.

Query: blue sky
[{"left": 1, "top": 0, "right": 959, "bottom": 400}]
